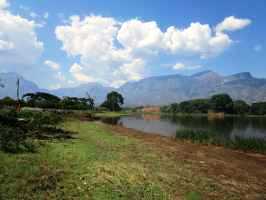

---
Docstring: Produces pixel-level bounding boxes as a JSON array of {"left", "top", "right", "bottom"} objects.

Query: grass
[
  {"left": 0, "top": 119, "right": 244, "bottom": 200},
  {"left": 93, "top": 111, "right": 131, "bottom": 118},
  {"left": 176, "top": 129, "right": 266, "bottom": 153}
]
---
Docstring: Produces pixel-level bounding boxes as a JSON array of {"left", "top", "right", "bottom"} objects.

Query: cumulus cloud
[
  {"left": 69, "top": 63, "right": 96, "bottom": 83},
  {"left": 56, "top": 15, "right": 251, "bottom": 87},
  {"left": 0, "top": 0, "right": 9, "bottom": 9},
  {"left": 44, "top": 60, "right": 60, "bottom": 70},
  {"left": 117, "top": 19, "right": 163, "bottom": 53},
  {"left": 216, "top": 16, "right": 251, "bottom": 33},
  {"left": 0, "top": 1, "right": 43, "bottom": 68}
]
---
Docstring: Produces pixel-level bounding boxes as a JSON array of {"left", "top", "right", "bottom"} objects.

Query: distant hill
[
  {"left": 0, "top": 72, "right": 40, "bottom": 99},
  {"left": 1, "top": 71, "right": 266, "bottom": 106},
  {"left": 50, "top": 83, "right": 113, "bottom": 104}
]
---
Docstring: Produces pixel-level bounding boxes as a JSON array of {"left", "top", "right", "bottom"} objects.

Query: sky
[{"left": 0, "top": 0, "right": 265, "bottom": 89}]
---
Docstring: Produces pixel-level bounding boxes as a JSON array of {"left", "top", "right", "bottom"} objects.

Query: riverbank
[{"left": 1, "top": 120, "right": 266, "bottom": 199}]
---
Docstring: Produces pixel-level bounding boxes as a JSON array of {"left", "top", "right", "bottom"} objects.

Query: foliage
[
  {"left": 233, "top": 100, "right": 250, "bottom": 115},
  {"left": 101, "top": 91, "right": 124, "bottom": 111},
  {"left": 60, "top": 96, "right": 94, "bottom": 110},
  {"left": 250, "top": 102, "right": 266, "bottom": 115},
  {"left": 0, "top": 97, "right": 16, "bottom": 108},
  {"left": 23, "top": 92, "right": 61, "bottom": 108},
  {"left": 21, "top": 92, "right": 94, "bottom": 110},
  {"left": 0, "top": 110, "right": 68, "bottom": 153},
  {"left": 210, "top": 94, "right": 233, "bottom": 113},
  {"left": 179, "top": 99, "right": 210, "bottom": 113}
]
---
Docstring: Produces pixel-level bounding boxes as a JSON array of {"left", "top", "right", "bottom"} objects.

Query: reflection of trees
[{"left": 163, "top": 115, "right": 235, "bottom": 138}]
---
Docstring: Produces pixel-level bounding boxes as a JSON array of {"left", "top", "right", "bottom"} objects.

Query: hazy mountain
[
  {"left": 1, "top": 71, "right": 266, "bottom": 106},
  {"left": 51, "top": 83, "right": 113, "bottom": 104},
  {"left": 0, "top": 72, "right": 40, "bottom": 99},
  {"left": 118, "top": 70, "right": 266, "bottom": 106}
]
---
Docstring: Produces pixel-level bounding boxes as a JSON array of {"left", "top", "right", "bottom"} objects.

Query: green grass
[
  {"left": 176, "top": 129, "right": 266, "bottom": 153},
  {"left": 93, "top": 111, "right": 131, "bottom": 118},
  {"left": 0, "top": 120, "right": 242, "bottom": 199}
]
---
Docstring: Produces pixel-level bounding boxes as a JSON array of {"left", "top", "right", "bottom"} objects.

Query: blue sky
[{"left": 0, "top": 0, "right": 265, "bottom": 89}]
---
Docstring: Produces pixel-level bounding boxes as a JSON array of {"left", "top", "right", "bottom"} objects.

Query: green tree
[
  {"left": 0, "top": 97, "right": 16, "bottom": 107},
  {"left": 233, "top": 100, "right": 250, "bottom": 115},
  {"left": 101, "top": 91, "right": 124, "bottom": 111},
  {"left": 251, "top": 102, "right": 266, "bottom": 115},
  {"left": 210, "top": 94, "right": 233, "bottom": 113},
  {"left": 61, "top": 96, "right": 94, "bottom": 110},
  {"left": 23, "top": 92, "right": 61, "bottom": 108}
]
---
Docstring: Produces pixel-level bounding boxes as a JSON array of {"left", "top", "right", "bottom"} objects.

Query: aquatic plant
[{"left": 176, "top": 129, "right": 266, "bottom": 153}]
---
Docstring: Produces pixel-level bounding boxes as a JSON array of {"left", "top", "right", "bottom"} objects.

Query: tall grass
[{"left": 176, "top": 129, "right": 266, "bottom": 153}]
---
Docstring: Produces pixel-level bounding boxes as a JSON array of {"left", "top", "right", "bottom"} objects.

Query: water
[{"left": 101, "top": 114, "right": 266, "bottom": 140}]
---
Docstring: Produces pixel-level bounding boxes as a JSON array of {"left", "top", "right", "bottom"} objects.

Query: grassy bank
[
  {"left": 0, "top": 119, "right": 266, "bottom": 199},
  {"left": 93, "top": 111, "right": 131, "bottom": 118}
]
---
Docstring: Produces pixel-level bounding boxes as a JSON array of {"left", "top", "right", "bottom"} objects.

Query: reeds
[{"left": 176, "top": 129, "right": 266, "bottom": 153}]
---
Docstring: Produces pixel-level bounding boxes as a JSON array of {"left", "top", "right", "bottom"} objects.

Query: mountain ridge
[{"left": 1, "top": 71, "right": 266, "bottom": 106}]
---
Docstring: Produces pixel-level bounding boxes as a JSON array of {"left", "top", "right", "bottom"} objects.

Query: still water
[{"left": 101, "top": 114, "right": 266, "bottom": 140}]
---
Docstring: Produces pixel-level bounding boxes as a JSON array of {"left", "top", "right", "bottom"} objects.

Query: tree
[
  {"left": 61, "top": 96, "right": 94, "bottom": 110},
  {"left": 23, "top": 92, "right": 61, "bottom": 108},
  {"left": 0, "top": 97, "right": 16, "bottom": 107},
  {"left": 101, "top": 91, "right": 124, "bottom": 111},
  {"left": 251, "top": 102, "right": 266, "bottom": 115},
  {"left": 210, "top": 94, "right": 233, "bottom": 113},
  {"left": 233, "top": 100, "right": 250, "bottom": 115}
]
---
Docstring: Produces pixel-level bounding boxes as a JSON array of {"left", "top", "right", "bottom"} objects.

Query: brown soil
[{"left": 106, "top": 124, "right": 266, "bottom": 200}]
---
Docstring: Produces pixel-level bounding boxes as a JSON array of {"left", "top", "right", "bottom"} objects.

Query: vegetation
[
  {"left": 101, "top": 91, "right": 124, "bottom": 111},
  {"left": 0, "top": 109, "right": 69, "bottom": 153},
  {"left": 19, "top": 92, "right": 95, "bottom": 110},
  {"left": 210, "top": 94, "right": 234, "bottom": 113},
  {"left": 1, "top": 120, "right": 257, "bottom": 199},
  {"left": 176, "top": 129, "right": 266, "bottom": 153},
  {"left": 161, "top": 93, "right": 266, "bottom": 116},
  {"left": 250, "top": 102, "right": 266, "bottom": 115}
]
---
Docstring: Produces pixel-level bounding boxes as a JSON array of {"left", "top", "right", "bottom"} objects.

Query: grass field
[{"left": 0, "top": 119, "right": 265, "bottom": 199}]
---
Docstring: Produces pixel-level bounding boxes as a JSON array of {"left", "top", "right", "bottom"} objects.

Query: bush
[{"left": 0, "top": 125, "right": 37, "bottom": 153}]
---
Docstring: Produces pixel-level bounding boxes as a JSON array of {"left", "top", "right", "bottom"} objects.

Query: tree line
[
  {"left": 161, "top": 94, "right": 266, "bottom": 115},
  {"left": 0, "top": 91, "right": 124, "bottom": 111}
]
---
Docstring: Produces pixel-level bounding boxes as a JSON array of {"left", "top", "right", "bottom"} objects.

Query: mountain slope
[
  {"left": 51, "top": 83, "right": 114, "bottom": 104},
  {"left": 1, "top": 71, "right": 266, "bottom": 106},
  {"left": 119, "top": 71, "right": 266, "bottom": 106},
  {"left": 0, "top": 72, "right": 40, "bottom": 99}
]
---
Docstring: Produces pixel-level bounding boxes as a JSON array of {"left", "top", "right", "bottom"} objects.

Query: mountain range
[{"left": 1, "top": 71, "right": 266, "bottom": 106}]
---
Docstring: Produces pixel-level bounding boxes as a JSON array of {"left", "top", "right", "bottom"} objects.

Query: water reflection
[{"left": 101, "top": 114, "right": 266, "bottom": 140}]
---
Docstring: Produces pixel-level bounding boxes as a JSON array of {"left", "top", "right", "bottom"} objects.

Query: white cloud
[
  {"left": 69, "top": 63, "right": 96, "bottom": 83},
  {"left": 216, "top": 16, "right": 251, "bottom": 33},
  {"left": 0, "top": 5, "right": 43, "bottom": 67},
  {"left": 117, "top": 19, "right": 163, "bottom": 53},
  {"left": 172, "top": 63, "right": 185, "bottom": 70},
  {"left": 171, "top": 62, "right": 202, "bottom": 71},
  {"left": 44, "top": 60, "right": 60, "bottom": 70},
  {"left": 0, "top": 0, "right": 9, "bottom": 9},
  {"left": 163, "top": 23, "right": 232, "bottom": 58},
  {"left": 56, "top": 15, "right": 251, "bottom": 87}
]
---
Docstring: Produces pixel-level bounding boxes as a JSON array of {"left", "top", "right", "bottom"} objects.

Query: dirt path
[{"left": 106, "top": 124, "right": 266, "bottom": 200}]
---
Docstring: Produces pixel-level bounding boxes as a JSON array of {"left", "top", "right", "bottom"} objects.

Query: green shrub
[
  {"left": 0, "top": 125, "right": 37, "bottom": 153},
  {"left": 176, "top": 129, "right": 266, "bottom": 153}
]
